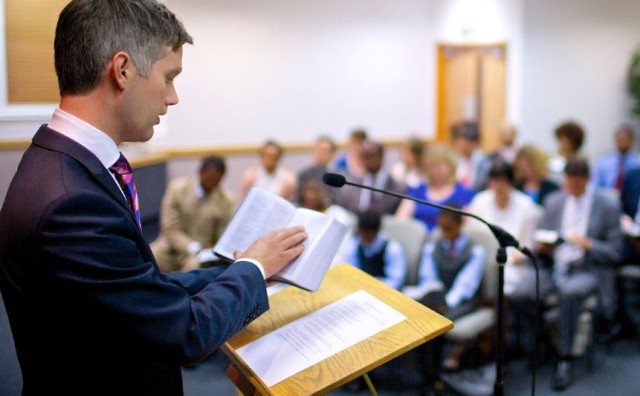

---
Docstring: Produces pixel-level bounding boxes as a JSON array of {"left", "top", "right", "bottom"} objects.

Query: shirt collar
[
  {"left": 194, "top": 179, "right": 205, "bottom": 199},
  {"left": 567, "top": 182, "right": 594, "bottom": 205},
  {"left": 442, "top": 233, "right": 469, "bottom": 250},
  {"left": 48, "top": 108, "right": 120, "bottom": 169}
]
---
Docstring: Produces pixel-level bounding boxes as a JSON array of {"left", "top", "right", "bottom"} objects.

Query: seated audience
[
  {"left": 593, "top": 124, "right": 640, "bottom": 192},
  {"left": 296, "top": 135, "right": 337, "bottom": 203},
  {"left": 451, "top": 121, "right": 491, "bottom": 191},
  {"left": 151, "top": 156, "right": 235, "bottom": 272},
  {"left": 239, "top": 139, "right": 298, "bottom": 203},
  {"left": 337, "top": 210, "right": 407, "bottom": 290},
  {"left": 333, "top": 128, "right": 368, "bottom": 178},
  {"left": 403, "top": 207, "right": 485, "bottom": 383},
  {"left": 390, "top": 136, "right": 427, "bottom": 189},
  {"left": 396, "top": 144, "right": 475, "bottom": 232},
  {"left": 535, "top": 157, "right": 622, "bottom": 391},
  {"left": 547, "top": 121, "right": 585, "bottom": 186},
  {"left": 514, "top": 144, "right": 560, "bottom": 205},
  {"left": 334, "top": 140, "right": 407, "bottom": 215}
]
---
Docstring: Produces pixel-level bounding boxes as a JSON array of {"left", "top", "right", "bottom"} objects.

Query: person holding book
[
  {"left": 151, "top": 155, "right": 235, "bottom": 272},
  {"left": 338, "top": 210, "right": 407, "bottom": 290},
  {"left": 0, "top": 2, "right": 307, "bottom": 394},
  {"left": 535, "top": 157, "right": 622, "bottom": 390}
]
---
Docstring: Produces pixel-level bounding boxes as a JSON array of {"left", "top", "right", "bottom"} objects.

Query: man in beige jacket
[{"left": 152, "top": 156, "right": 235, "bottom": 272}]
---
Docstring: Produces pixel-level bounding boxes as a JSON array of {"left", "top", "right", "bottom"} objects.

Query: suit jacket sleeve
[
  {"left": 37, "top": 190, "right": 268, "bottom": 363},
  {"left": 588, "top": 195, "right": 623, "bottom": 266}
]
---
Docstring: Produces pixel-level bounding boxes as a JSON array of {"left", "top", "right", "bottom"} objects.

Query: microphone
[{"left": 322, "top": 172, "right": 533, "bottom": 257}]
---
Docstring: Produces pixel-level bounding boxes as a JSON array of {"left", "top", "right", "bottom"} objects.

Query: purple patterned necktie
[{"left": 109, "top": 153, "right": 142, "bottom": 229}]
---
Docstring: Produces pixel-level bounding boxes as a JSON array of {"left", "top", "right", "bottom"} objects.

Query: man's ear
[{"left": 111, "top": 51, "right": 133, "bottom": 90}]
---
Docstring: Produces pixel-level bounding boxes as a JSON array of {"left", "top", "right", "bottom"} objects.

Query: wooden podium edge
[{"left": 221, "top": 264, "right": 454, "bottom": 395}]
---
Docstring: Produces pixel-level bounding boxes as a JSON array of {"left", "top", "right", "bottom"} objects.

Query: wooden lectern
[{"left": 222, "top": 264, "right": 453, "bottom": 395}]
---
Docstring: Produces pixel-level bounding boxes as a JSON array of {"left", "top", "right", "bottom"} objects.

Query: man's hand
[
  {"left": 566, "top": 234, "right": 592, "bottom": 251},
  {"left": 235, "top": 226, "right": 307, "bottom": 278}
]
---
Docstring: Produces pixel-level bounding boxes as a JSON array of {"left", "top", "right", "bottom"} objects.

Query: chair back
[
  {"left": 381, "top": 215, "right": 428, "bottom": 286},
  {"left": 462, "top": 220, "right": 500, "bottom": 303}
]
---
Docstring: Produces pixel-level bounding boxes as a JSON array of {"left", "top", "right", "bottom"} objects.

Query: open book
[{"left": 213, "top": 187, "right": 349, "bottom": 292}]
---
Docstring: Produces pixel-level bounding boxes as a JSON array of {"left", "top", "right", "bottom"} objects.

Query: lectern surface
[{"left": 222, "top": 263, "right": 453, "bottom": 395}]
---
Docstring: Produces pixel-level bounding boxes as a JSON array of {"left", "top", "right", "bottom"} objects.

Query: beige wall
[{"left": 0, "top": 146, "right": 401, "bottom": 208}]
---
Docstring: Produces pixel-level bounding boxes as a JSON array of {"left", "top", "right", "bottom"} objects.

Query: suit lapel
[
  {"left": 32, "top": 125, "right": 136, "bottom": 224},
  {"left": 586, "top": 193, "right": 603, "bottom": 238}
]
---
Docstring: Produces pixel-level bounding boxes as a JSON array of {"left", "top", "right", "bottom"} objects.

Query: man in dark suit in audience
[
  {"left": 620, "top": 165, "right": 640, "bottom": 263},
  {"left": 0, "top": 1, "right": 307, "bottom": 395},
  {"left": 335, "top": 140, "right": 407, "bottom": 215},
  {"left": 536, "top": 157, "right": 622, "bottom": 391}
]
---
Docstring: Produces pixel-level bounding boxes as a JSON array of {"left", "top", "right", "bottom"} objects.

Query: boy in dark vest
[
  {"left": 403, "top": 205, "right": 485, "bottom": 384},
  {"left": 341, "top": 210, "right": 407, "bottom": 290}
]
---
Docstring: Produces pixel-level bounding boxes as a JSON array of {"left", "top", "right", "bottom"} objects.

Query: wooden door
[{"left": 436, "top": 44, "right": 507, "bottom": 153}]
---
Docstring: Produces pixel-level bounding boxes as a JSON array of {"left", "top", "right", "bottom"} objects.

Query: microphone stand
[{"left": 328, "top": 176, "right": 538, "bottom": 396}]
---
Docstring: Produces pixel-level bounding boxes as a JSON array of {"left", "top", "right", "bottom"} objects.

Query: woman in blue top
[{"left": 396, "top": 144, "right": 475, "bottom": 232}]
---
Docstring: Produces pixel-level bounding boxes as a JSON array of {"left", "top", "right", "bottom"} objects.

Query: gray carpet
[{"left": 2, "top": 289, "right": 639, "bottom": 396}]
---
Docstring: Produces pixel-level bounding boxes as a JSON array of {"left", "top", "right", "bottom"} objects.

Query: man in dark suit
[
  {"left": 536, "top": 157, "right": 622, "bottom": 391},
  {"left": 334, "top": 140, "right": 407, "bottom": 215},
  {"left": 0, "top": 1, "right": 307, "bottom": 395},
  {"left": 620, "top": 166, "right": 640, "bottom": 263}
]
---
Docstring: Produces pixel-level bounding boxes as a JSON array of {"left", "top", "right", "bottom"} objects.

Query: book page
[
  {"left": 272, "top": 208, "right": 348, "bottom": 291},
  {"left": 214, "top": 188, "right": 294, "bottom": 260},
  {"left": 236, "top": 290, "right": 407, "bottom": 387}
]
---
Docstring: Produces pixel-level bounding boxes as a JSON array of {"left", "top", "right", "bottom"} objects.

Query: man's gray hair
[{"left": 54, "top": 0, "right": 193, "bottom": 95}]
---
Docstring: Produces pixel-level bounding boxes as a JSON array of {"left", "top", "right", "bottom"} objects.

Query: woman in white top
[
  {"left": 239, "top": 140, "right": 298, "bottom": 203},
  {"left": 467, "top": 159, "right": 545, "bottom": 295}
]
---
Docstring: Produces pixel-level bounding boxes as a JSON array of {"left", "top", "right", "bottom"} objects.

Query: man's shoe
[{"left": 553, "top": 360, "right": 573, "bottom": 391}]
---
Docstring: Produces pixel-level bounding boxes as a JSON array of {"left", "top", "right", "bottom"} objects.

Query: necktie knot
[
  {"left": 109, "top": 153, "right": 141, "bottom": 229},
  {"left": 110, "top": 154, "right": 133, "bottom": 176}
]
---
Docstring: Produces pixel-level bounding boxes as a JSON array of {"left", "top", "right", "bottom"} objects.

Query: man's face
[
  {"left": 313, "top": 140, "right": 334, "bottom": 166},
  {"left": 361, "top": 144, "right": 382, "bottom": 174},
  {"left": 301, "top": 183, "right": 325, "bottom": 210},
  {"left": 199, "top": 168, "right": 224, "bottom": 194},
  {"left": 453, "top": 137, "right": 475, "bottom": 158},
  {"left": 261, "top": 145, "right": 281, "bottom": 173},
  {"left": 121, "top": 47, "right": 183, "bottom": 143},
  {"left": 501, "top": 126, "right": 516, "bottom": 147},
  {"left": 564, "top": 175, "right": 588, "bottom": 197},
  {"left": 488, "top": 177, "right": 512, "bottom": 199},
  {"left": 437, "top": 214, "right": 461, "bottom": 241},
  {"left": 616, "top": 131, "right": 634, "bottom": 154},
  {"left": 358, "top": 228, "right": 378, "bottom": 245}
]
